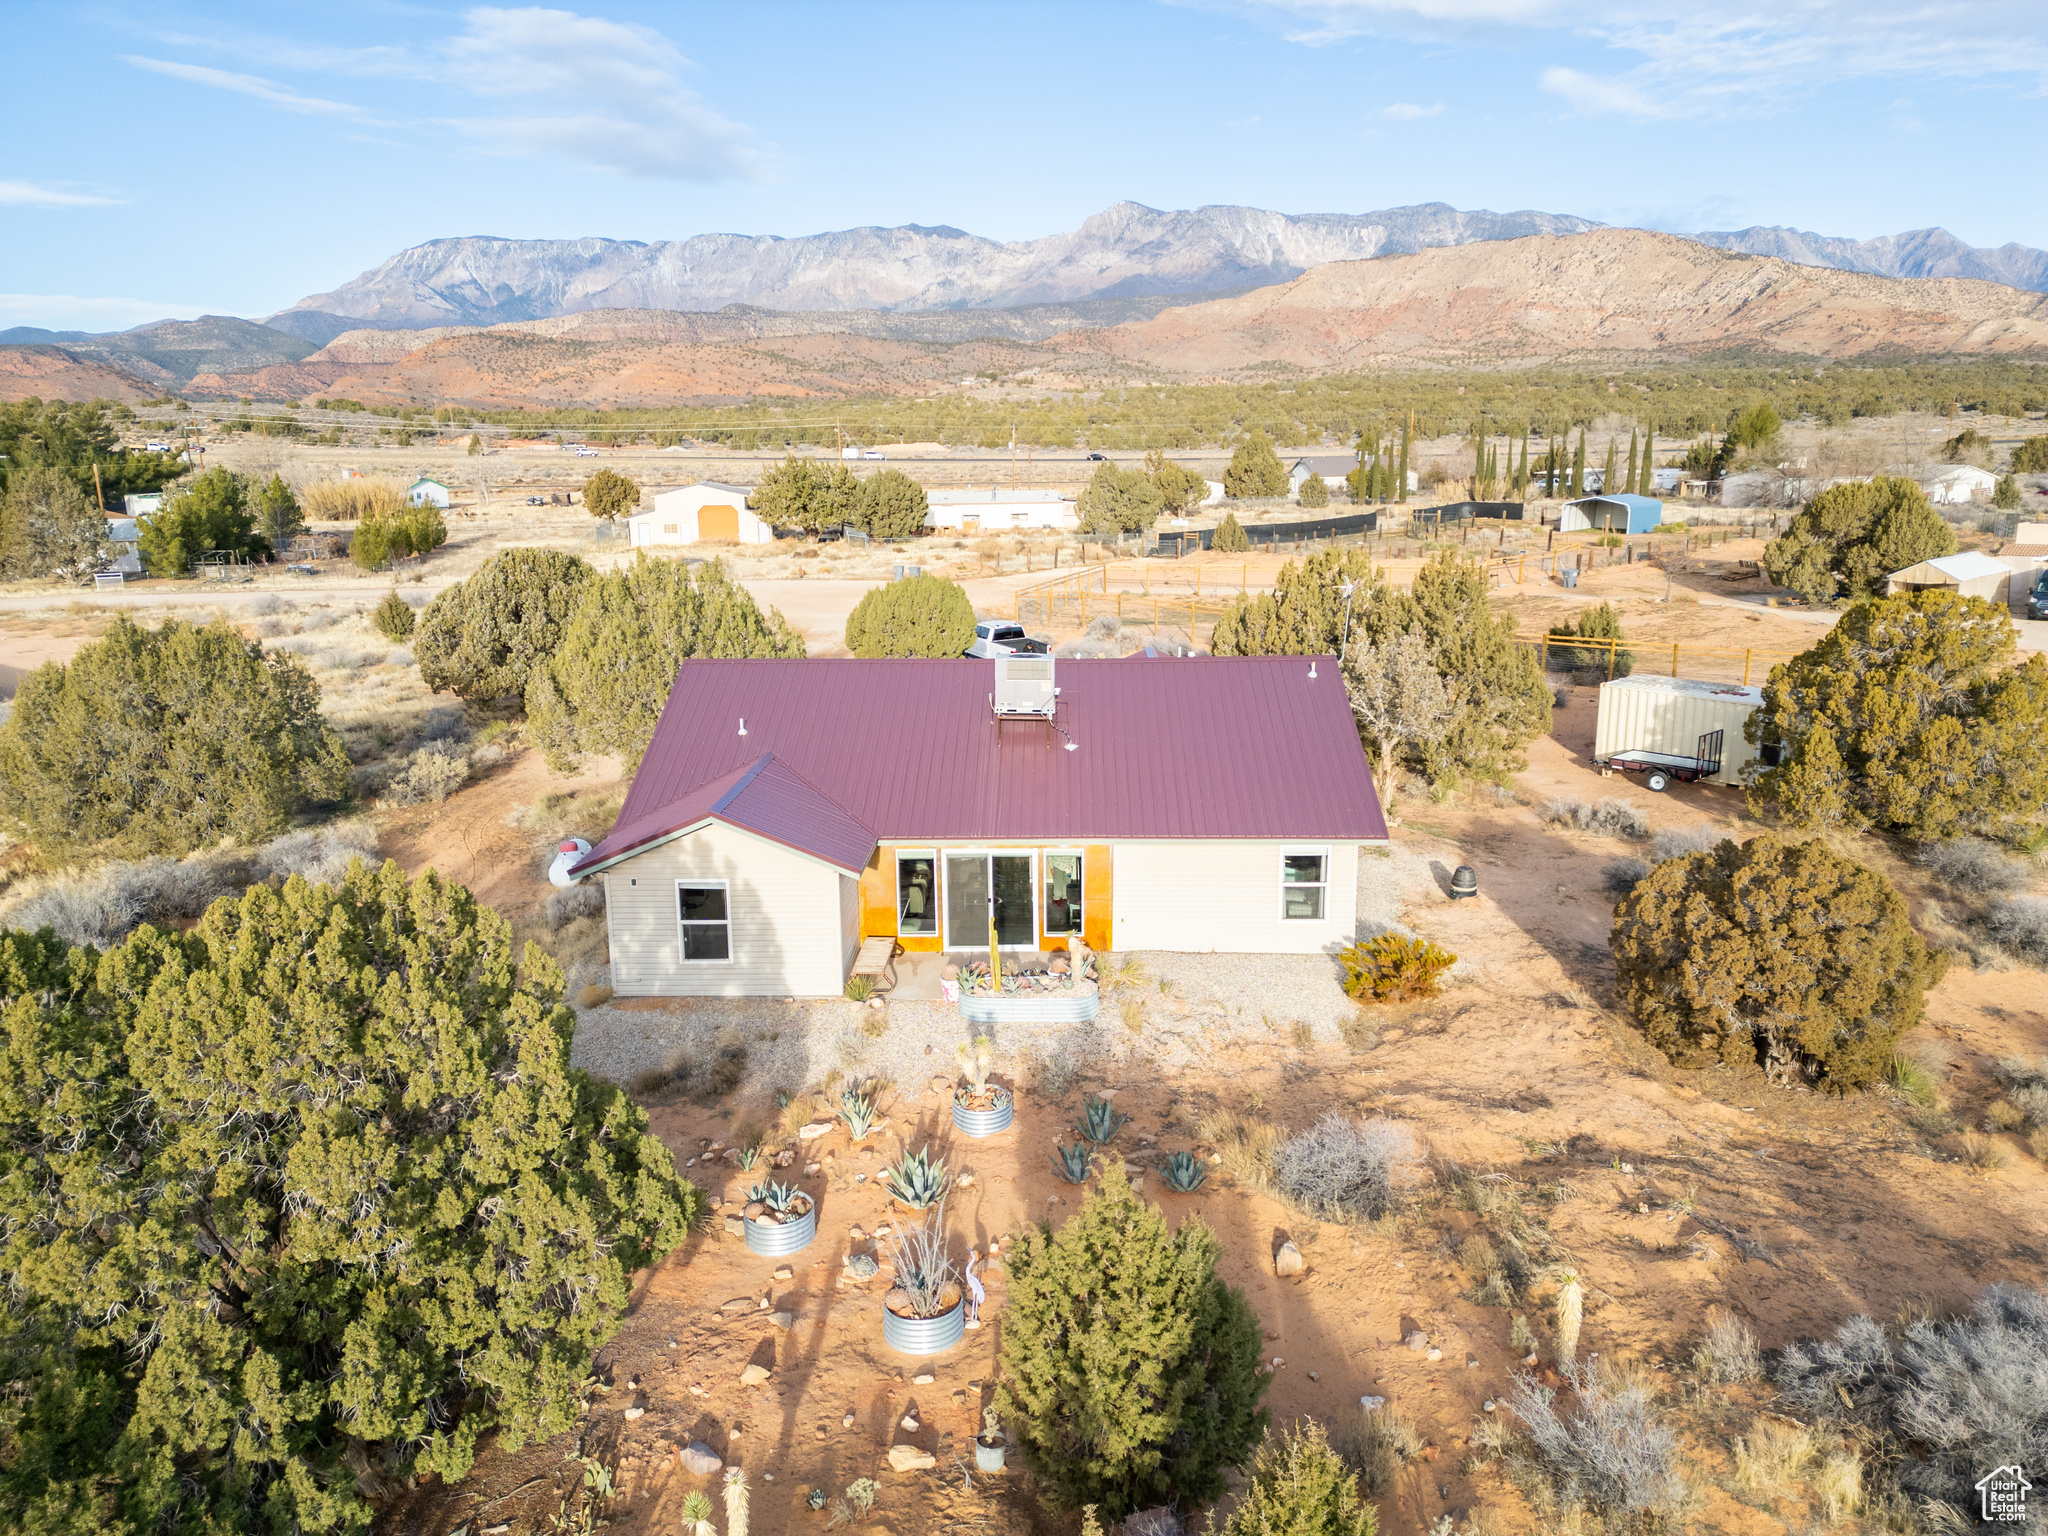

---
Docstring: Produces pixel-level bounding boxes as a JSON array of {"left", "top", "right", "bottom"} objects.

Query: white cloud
[
  {"left": 123, "top": 56, "right": 371, "bottom": 118},
  {"left": 1381, "top": 101, "right": 1444, "bottom": 118},
  {"left": 1538, "top": 65, "right": 1673, "bottom": 118},
  {"left": 0, "top": 294, "right": 210, "bottom": 329},
  {"left": 0, "top": 181, "right": 123, "bottom": 207},
  {"left": 433, "top": 7, "right": 768, "bottom": 180}
]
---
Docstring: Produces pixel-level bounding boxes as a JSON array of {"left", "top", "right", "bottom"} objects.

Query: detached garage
[
  {"left": 1559, "top": 493, "right": 1664, "bottom": 535},
  {"left": 1885, "top": 550, "right": 2011, "bottom": 603},
  {"left": 632, "top": 482, "right": 776, "bottom": 547}
]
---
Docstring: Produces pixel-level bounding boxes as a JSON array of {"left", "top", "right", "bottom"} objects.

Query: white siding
[
  {"left": 838, "top": 872, "right": 860, "bottom": 973},
  {"left": 1109, "top": 840, "right": 1361, "bottom": 953},
  {"left": 600, "top": 821, "right": 849, "bottom": 997}
]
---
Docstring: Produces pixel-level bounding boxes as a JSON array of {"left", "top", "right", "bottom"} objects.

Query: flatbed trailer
[{"left": 1600, "top": 730, "right": 1723, "bottom": 791}]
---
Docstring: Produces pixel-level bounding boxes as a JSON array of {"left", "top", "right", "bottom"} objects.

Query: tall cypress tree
[
  {"left": 1640, "top": 422, "right": 1656, "bottom": 495},
  {"left": 1625, "top": 428, "right": 1639, "bottom": 497},
  {"left": 1602, "top": 436, "right": 1618, "bottom": 497},
  {"left": 1398, "top": 416, "right": 1412, "bottom": 503},
  {"left": 1570, "top": 430, "right": 1587, "bottom": 498}
]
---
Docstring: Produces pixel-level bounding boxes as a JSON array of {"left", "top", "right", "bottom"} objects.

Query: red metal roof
[{"left": 574, "top": 656, "right": 1386, "bottom": 874}]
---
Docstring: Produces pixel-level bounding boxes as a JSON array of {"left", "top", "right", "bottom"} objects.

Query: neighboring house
[
  {"left": 632, "top": 482, "right": 775, "bottom": 545},
  {"left": 925, "top": 488, "right": 1079, "bottom": 531},
  {"left": 1900, "top": 464, "right": 1997, "bottom": 504},
  {"left": 1557, "top": 493, "right": 1665, "bottom": 534},
  {"left": 1886, "top": 550, "right": 2013, "bottom": 602},
  {"left": 103, "top": 516, "right": 143, "bottom": 574},
  {"left": 122, "top": 493, "right": 162, "bottom": 517},
  {"left": 407, "top": 478, "right": 451, "bottom": 508},
  {"left": 1288, "top": 455, "right": 1357, "bottom": 495},
  {"left": 568, "top": 656, "right": 1388, "bottom": 998}
]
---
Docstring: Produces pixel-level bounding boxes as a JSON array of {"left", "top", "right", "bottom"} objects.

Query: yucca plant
[
  {"left": 1159, "top": 1150, "right": 1208, "bottom": 1192},
  {"left": 884, "top": 1143, "right": 951, "bottom": 1209},
  {"left": 845, "top": 974, "right": 875, "bottom": 1002},
  {"left": 1074, "top": 1094, "right": 1129, "bottom": 1146},
  {"left": 1050, "top": 1140, "right": 1092, "bottom": 1184},
  {"left": 839, "top": 1089, "right": 879, "bottom": 1141}
]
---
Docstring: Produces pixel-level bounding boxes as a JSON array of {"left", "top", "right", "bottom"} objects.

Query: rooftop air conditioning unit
[{"left": 993, "top": 654, "right": 1056, "bottom": 718}]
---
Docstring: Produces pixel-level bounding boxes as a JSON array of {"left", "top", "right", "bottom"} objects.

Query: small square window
[
  {"left": 678, "top": 882, "right": 731, "bottom": 961},
  {"left": 1282, "top": 852, "right": 1327, "bottom": 921}
]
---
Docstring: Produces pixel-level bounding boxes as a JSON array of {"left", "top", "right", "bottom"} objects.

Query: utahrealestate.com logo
[{"left": 1978, "top": 1465, "right": 2031, "bottom": 1524}]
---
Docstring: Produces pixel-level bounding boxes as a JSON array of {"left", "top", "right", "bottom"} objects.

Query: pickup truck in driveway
[{"left": 966, "top": 620, "right": 1049, "bottom": 658}]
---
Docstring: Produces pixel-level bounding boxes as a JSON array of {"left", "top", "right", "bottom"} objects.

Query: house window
[
  {"left": 1043, "top": 852, "right": 1083, "bottom": 935},
  {"left": 1281, "top": 850, "right": 1328, "bottom": 921},
  {"left": 663, "top": 523, "right": 678, "bottom": 534},
  {"left": 677, "top": 882, "right": 731, "bottom": 961},
  {"left": 897, "top": 852, "right": 937, "bottom": 936}
]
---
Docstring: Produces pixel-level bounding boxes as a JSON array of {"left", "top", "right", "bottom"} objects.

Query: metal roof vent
[{"left": 992, "top": 654, "right": 1056, "bottom": 719}]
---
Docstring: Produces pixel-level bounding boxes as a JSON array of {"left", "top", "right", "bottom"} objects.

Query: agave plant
[
  {"left": 839, "top": 1089, "right": 879, "bottom": 1141},
  {"left": 1050, "top": 1140, "right": 1092, "bottom": 1184},
  {"left": 748, "top": 1179, "right": 809, "bottom": 1220},
  {"left": 883, "top": 1143, "right": 950, "bottom": 1209},
  {"left": 734, "top": 1145, "right": 760, "bottom": 1171},
  {"left": 1074, "top": 1094, "right": 1129, "bottom": 1147},
  {"left": 1159, "top": 1150, "right": 1208, "bottom": 1192}
]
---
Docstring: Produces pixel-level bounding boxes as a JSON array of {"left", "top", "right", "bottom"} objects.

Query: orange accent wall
[
  {"left": 859, "top": 847, "right": 893, "bottom": 939},
  {"left": 1083, "top": 843, "right": 1113, "bottom": 952}
]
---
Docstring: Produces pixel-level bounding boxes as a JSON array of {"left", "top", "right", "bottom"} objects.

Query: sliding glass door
[{"left": 944, "top": 852, "right": 1035, "bottom": 948}]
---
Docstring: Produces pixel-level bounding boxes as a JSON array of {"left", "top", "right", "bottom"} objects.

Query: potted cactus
[
  {"left": 879, "top": 1204, "right": 965, "bottom": 1355},
  {"left": 883, "top": 1143, "right": 950, "bottom": 1210},
  {"left": 951, "top": 1035, "right": 1013, "bottom": 1137},
  {"left": 742, "top": 1177, "right": 817, "bottom": 1257},
  {"left": 974, "top": 1406, "right": 1007, "bottom": 1472}
]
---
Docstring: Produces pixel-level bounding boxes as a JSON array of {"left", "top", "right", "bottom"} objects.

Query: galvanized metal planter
[
  {"left": 951, "top": 1094, "right": 1014, "bottom": 1138},
  {"left": 882, "top": 1297, "right": 966, "bottom": 1356},
  {"left": 958, "top": 992, "right": 1099, "bottom": 1025},
  {"left": 742, "top": 1202, "right": 816, "bottom": 1258}
]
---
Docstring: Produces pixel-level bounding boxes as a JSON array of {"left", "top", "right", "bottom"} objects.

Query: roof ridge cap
[{"left": 709, "top": 753, "right": 776, "bottom": 815}]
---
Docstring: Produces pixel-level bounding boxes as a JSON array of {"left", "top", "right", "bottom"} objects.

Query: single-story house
[
  {"left": 633, "top": 482, "right": 775, "bottom": 546},
  {"left": 1558, "top": 493, "right": 1664, "bottom": 535},
  {"left": 568, "top": 656, "right": 1388, "bottom": 997},
  {"left": 1914, "top": 465, "right": 1997, "bottom": 504},
  {"left": 103, "top": 516, "right": 143, "bottom": 575},
  {"left": 1288, "top": 456, "right": 1357, "bottom": 496},
  {"left": 1886, "top": 550, "right": 2013, "bottom": 602},
  {"left": 925, "top": 488, "right": 1079, "bottom": 532},
  {"left": 122, "top": 493, "right": 162, "bottom": 517},
  {"left": 407, "top": 478, "right": 451, "bottom": 508}
]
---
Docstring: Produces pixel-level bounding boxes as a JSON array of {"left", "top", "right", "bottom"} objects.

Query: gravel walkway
[{"left": 567, "top": 840, "right": 1455, "bottom": 1095}]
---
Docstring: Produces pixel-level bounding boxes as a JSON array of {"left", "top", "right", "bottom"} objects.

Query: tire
[{"left": 1647, "top": 773, "right": 1669, "bottom": 792}]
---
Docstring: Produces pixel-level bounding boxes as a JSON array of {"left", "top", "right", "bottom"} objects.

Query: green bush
[
  {"left": 750, "top": 453, "right": 860, "bottom": 534},
  {"left": 1338, "top": 933, "right": 1457, "bottom": 1003},
  {"left": 854, "top": 469, "right": 929, "bottom": 538},
  {"left": 0, "top": 465, "right": 115, "bottom": 581},
  {"left": 1218, "top": 1420, "right": 1378, "bottom": 1536},
  {"left": 1212, "top": 511, "right": 1251, "bottom": 552},
  {"left": 1545, "top": 601, "right": 1633, "bottom": 676},
  {"left": 581, "top": 467, "right": 640, "bottom": 520},
  {"left": 0, "top": 615, "right": 348, "bottom": 858},
  {"left": 414, "top": 547, "right": 593, "bottom": 701},
  {"left": 351, "top": 504, "right": 447, "bottom": 571},
  {"left": 527, "top": 555, "right": 804, "bottom": 771},
  {"left": 2012, "top": 437, "right": 2048, "bottom": 474},
  {"left": 1298, "top": 471, "right": 1330, "bottom": 508},
  {"left": 253, "top": 472, "right": 303, "bottom": 550},
  {"left": 843, "top": 572, "right": 976, "bottom": 658},
  {"left": 998, "top": 1164, "right": 1267, "bottom": 1517},
  {"left": 1611, "top": 833, "right": 1943, "bottom": 1090},
  {"left": 0, "top": 862, "right": 694, "bottom": 1534},
  {"left": 1076, "top": 460, "right": 1162, "bottom": 534},
  {"left": 373, "top": 588, "right": 416, "bottom": 640},
  {"left": 1762, "top": 476, "right": 1955, "bottom": 605},
  {"left": 1145, "top": 451, "right": 1210, "bottom": 516},
  {"left": 1225, "top": 431, "right": 1290, "bottom": 499},
  {"left": 137, "top": 466, "right": 267, "bottom": 575},
  {"left": 1995, "top": 473, "right": 2022, "bottom": 510}
]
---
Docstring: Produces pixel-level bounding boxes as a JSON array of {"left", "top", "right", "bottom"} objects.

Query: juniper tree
[
  {"left": 373, "top": 587, "right": 416, "bottom": 640},
  {"left": 1224, "top": 431, "right": 1290, "bottom": 499},
  {"left": 1211, "top": 511, "right": 1251, "bottom": 552},
  {"left": 580, "top": 467, "right": 640, "bottom": 520},
  {"left": 1299, "top": 471, "right": 1330, "bottom": 508},
  {"left": 414, "top": 546, "right": 593, "bottom": 701},
  {"left": 1144, "top": 451, "right": 1211, "bottom": 516},
  {"left": 0, "top": 465, "right": 115, "bottom": 582},
  {"left": 997, "top": 1164, "right": 1267, "bottom": 1518},
  {"left": 1077, "top": 460, "right": 1161, "bottom": 533},
  {"left": 840, "top": 572, "right": 975, "bottom": 659},
  {"left": 527, "top": 555, "right": 804, "bottom": 771},
  {"left": 1762, "top": 475, "right": 1955, "bottom": 604},
  {"left": 1217, "top": 1420, "right": 1377, "bottom": 1536},
  {"left": 853, "top": 469, "right": 929, "bottom": 538}
]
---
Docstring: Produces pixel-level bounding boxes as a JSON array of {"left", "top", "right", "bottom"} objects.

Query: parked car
[
  {"left": 967, "top": 620, "right": 1049, "bottom": 658},
  {"left": 526, "top": 495, "right": 546, "bottom": 505},
  {"left": 1085, "top": 452, "right": 1108, "bottom": 461},
  {"left": 573, "top": 446, "right": 599, "bottom": 457},
  {"left": 861, "top": 449, "right": 886, "bottom": 460},
  {"left": 2028, "top": 571, "right": 2048, "bottom": 621},
  {"left": 144, "top": 439, "right": 169, "bottom": 452}
]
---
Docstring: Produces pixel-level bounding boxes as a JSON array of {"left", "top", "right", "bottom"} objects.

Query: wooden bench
[{"left": 849, "top": 936, "right": 900, "bottom": 993}]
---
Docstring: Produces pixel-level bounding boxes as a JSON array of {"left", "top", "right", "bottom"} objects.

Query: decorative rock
[
  {"left": 1425, "top": 1347, "right": 1444, "bottom": 1362},
  {"left": 1308, "top": 1371, "right": 1319, "bottom": 1382},
  {"left": 773, "top": 1265, "right": 794, "bottom": 1281},
  {"left": 931, "top": 1076, "right": 952, "bottom": 1094},
  {"left": 770, "top": 1311, "right": 794, "bottom": 1331},
  {"left": 740, "top": 1363, "right": 771, "bottom": 1386},
  {"left": 623, "top": 1405, "right": 645, "bottom": 1420},
  {"left": 1467, "top": 1354, "right": 1479, "bottom": 1369},
  {"left": 680, "top": 1443, "right": 723, "bottom": 1476},
  {"left": 723, "top": 1216, "right": 745, "bottom": 1236},
  {"left": 721, "top": 1297, "right": 755, "bottom": 1313},
  {"left": 843, "top": 1412, "right": 856, "bottom": 1428},
  {"left": 1404, "top": 1331, "right": 1429, "bottom": 1352},
  {"left": 845, "top": 1254, "right": 879, "bottom": 1280},
  {"left": 912, "top": 1372, "right": 934, "bottom": 1385},
  {"left": 1359, "top": 1396, "right": 1386, "bottom": 1410},
  {"left": 775, "top": 1150, "right": 796, "bottom": 1168},
  {"left": 799, "top": 1122, "right": 833, "bottom": 1140},
  {"left": 849, "top": 1225, "right": 867, "bottom": 1240},
  {"left": 957, "top": 1173, "right": 975, "bottom": 1189},
  {"left": 888, "top": 1445, "right": 937, "bottom": 1472},
  {"left": 1274, "top": 1241, "right": 1306, "bottom": 1278},
  {"left": 1483, "top": 1399, "right": 1498, "bottom": 1412},
  {"left": 900, "top": 1414, "right": 920, "bottom": 1431},
  {"left": 1422, "top": 1444, "right": 1440, "bottom": 1462}
]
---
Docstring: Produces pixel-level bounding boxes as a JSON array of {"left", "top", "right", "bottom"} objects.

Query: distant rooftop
[{"left": 926, "top": 487, "right": 1075, "bottom": 504}]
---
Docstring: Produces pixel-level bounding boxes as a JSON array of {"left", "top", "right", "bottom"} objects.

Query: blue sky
[{"left": 4, "top": 0, "right": 2045, "bottom": 331}]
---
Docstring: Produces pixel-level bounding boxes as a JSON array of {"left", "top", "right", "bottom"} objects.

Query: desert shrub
[
  {"left": 1198, "top": 1107, "right": 1280, "bottom": 1190},
  {"left": 1919, "top": 835, "right": 2028, "bottom": 894},
  {"left": 842, "top": 572, "right": 975, "bottom": 658},
  {"left": 1985, "top": 896, "right": 2048, "bottom": 965},
  {"left": 1604, "top": 857, "right": 1650, "bottom": 894},
  {"left": 0, "top": 864, "right": 693, "bottom": 1534},
  {"left": 547, "top": 882, "right": 605, "bottom": 929},
  {"left": 1544, "top": 602, "right": 1633, "bottom": 677},
  {"left": 1224, "top": 431, "right": 1290, "bottom": 499},
  {"left": 1763, "top": 475, "right": 1954, "bottom": 604},
  {"left": 852, "top": 468, "right": 929, "bottom": 538},
  {"left": 1212, "top": 511, "right": 1251, "bottom": 552},
  {"left": 351, "top": 503, "right": 446, "bottom": 571},
  {"left": 1692, "top": 1312, "right": 1762, "bottom": 1383},
  {"left": 415, "top": 547, "right": 593, "bottom": 701},
  {"left": 1297, "top": 472, "right": 1331, "bottom": 509},
  {"left": 1217, "top": 1419, "right": 1375, "bottom": 1536},
  {"left": 1505, "top": 1362, "right": 1684, "bottom": 1520},
  {"left": 581, "top": 467, "right": 639, "bottom": 520},
  {"left": 5, "top": 857, "right": 231, "bottom": 948},
  {"left": 999, "top": 1165, "right": 1267, "bottom": 1518},
  {"left": 0, "top": 464, "right": 116, "bottom": 581},
  {"left": 1775, "top": 1286, "right": 2048, "bottom": 1521},
  {"left": 1995, "top": 1058, "right": 2048, "bottom": 1127},
  {"left": 254, "top": 820, "right": 379, "bottom": 886},
  {"left": 1337, "top": 1405, "right": 1423, "bottom": 1500},
  {"left": 379, "top": 742, "right": 470, "bottom": 806},
  {"left": 1337, "top": 934, "right": 1456, "bottom": 1003},
  {"left": 301, "top": 477, "right": 405, "bottom": 522},
  {"left": 1539, "top": 796, "right": 1649, "bottom": 840},
  {"left": 1272, "top": 1112, "right": 1413, "bottom": 1222},
  {"left": 0, "top": 616, "right": 349, "bottom": 858},
  {"left": 1650, "top": 824, "right": 1721, "bottom": 863},
  {"left": 1611, "top": 834, "right": 1942, "bottom": 1090},
  {"left": 527, "top": 555, "right": 803, "bottom": 771},
  {"left": 1749, "top": 591, "right": 2048, "bottom": 840},
  {"left": 1077, "top": 460, "right": 1162, "bottom": 534},
  {"left": 373, "top": 587, "right": 417, "bottom": 640},
  {"left": 1887, "top": 1050, "right": 1942, "bottom": 1107}
]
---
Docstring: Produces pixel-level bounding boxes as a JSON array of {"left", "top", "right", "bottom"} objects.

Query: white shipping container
[{"left": 1592, "top": 675, "right": 1768, "bottom": 788}]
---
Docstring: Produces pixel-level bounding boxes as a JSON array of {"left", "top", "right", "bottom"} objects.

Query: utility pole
[{"left": 91, "top": 462, "right": 105, "bottom": 512}]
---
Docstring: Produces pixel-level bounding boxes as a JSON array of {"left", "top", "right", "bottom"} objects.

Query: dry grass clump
[
  {"left": 378, "top": 742, "right": 471, "bottom": 807},
  {"left": 1651, "top": 824, "right": 1721, "bottom": 864},
  {"left": 1336, "top": 1404, "right": 1424, "bottom": 1499},
  {"left": 1994, "top": 1056, "right": 2048, "bottom": 1127},
  {"left": 1272, "top": 1112, "right": 1415, "bottom": 1221},
  {"left": 1984, "top": 896, "right": 2048, "bottom": 965},
  {"left": 1918, "top": 836, "right": 2029, "bottom": 895},
  {"left": 1959, "top": 1129, "right": 2010, "bottom": 1173},
  {"left": 302, "top": 478, "right": 407, "bottom": 522},
  {"left": 1604, "top": 857, "right": 1650, "bottom": 894},
  {"left": 1691, "top": 1312, "right": 1762, "bottom": 1384},
  {"left": 1731, "top": 1416, "right": 1863, "bottom": 1523},
  {"left": 546, "top": 882, "right": 604, "bottom": 930},
  {"left": 1197, "top": 1106, "right": 1281, "bottom": 1191},
  {"left": 632, "top": 1028, "right": 749, "bottom": 1102},
  {"left": 1501, "top": 1360, "right": 1685, "bottom": 1523},
  {"left": 1538, "top": 796, "right": 1649, "bottom": 841}
]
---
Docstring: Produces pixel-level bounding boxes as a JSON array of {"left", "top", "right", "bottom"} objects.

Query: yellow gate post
[
  {"left": 1743, "top": 649, "right": 1752, "bottom": 685},
  {"left": 1671, "top": 641, "right": 1679, "bottom": 678}
]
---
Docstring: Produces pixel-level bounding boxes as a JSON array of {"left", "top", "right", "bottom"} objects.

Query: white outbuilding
[
  {"left": 407, "top": 478, "right": 451, "bottom": 508},
  {"left": 1917, "top": 465, "right": 1997, "bottom": 504},
  {"left": 924, "top": 487, "right": 1078, "bottom": 531},
  {"left": 632, "top": 482, "right": 776, "bottom": 546},
  {"left": 1885, "top": 550, "right": 2013, "bottom": 602}
]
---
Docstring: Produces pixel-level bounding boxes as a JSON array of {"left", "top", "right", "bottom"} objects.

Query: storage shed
[
  {"left": 407, "top": 478, "right": 451, "bottom": 508},
  {"left": 1885, "top": 550, "right": 2011, "bottom": 603},
  {"left": 633, "top": 482, "right": 776, "bottom": 546},
  {"left": 1559, "top": 493, "right": 1664, "bottom": 535},
  {"left": 1593, "top": 675, "right": 1768, "bottom": 789}
]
